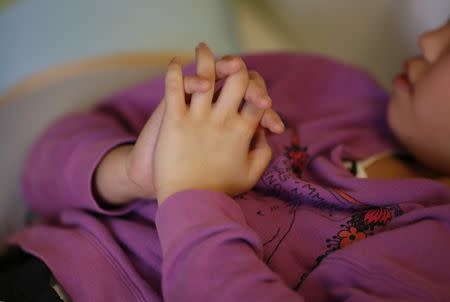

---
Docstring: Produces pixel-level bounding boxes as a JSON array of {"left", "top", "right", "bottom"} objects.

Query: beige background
[{"left": 232, "top": 0, "right": 450, "bottom": 89}]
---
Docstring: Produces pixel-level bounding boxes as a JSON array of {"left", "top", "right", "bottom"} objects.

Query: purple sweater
[{"left": 9, "top": 53, "right": 450, "bottom": 301}]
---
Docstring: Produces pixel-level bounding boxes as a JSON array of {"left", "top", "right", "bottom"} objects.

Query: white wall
[{"left": 0, "top": 0, "right": 238, "bottom": 93}]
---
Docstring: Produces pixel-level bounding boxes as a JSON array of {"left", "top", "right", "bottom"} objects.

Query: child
[
  {"left": 3, "top": 20, "right": 450, "bottom": 301},
  {"left": 0, "top": 48, "right": 282, "bottom": 302}
]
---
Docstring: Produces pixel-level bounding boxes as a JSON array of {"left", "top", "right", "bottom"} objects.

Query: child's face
[{"left": 388, "top": 20, "right": 450, "bottom": 174}]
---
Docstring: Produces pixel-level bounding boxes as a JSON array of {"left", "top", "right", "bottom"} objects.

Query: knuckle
[
  {"left": 209, "top": 112, "right": 226, "bottom": 127},
  {"left": 230, "top": 67, "right": 249, "bottom": 89},
  {"left": 240, "top": 68, "right": 250, "bottom": 84},
  {"left": 165, "top": 114, "right": 186, "bottom": 131},
  {"left": 248, "top": 83, "right": 270, "bottom": 105},
  {"left": 183, "top": 75, "right": 194, "bottom": 84},
  {"left": 248, "top": 70, "right": 267, "bottom": 88},
  {"left": 233, "top": 56, "right": 247, "bottom": 71},
  {"left": 165, "top": 67, "right": 179, "bottom": 82},
  {"left": 205, "top": 77, "right": 214, "bottom": 86},
  {"left": 166, "top": 79, "right": 179, "bottom": 93},
  {"left": 235, "top": 119, "right": 254, "bottom": 137}
]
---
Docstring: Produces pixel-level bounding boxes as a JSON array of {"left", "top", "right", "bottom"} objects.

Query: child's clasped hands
[{"left": 119, "top": 43, "right": 286, "bottom": 205}]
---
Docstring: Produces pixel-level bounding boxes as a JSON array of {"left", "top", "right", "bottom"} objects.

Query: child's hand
[
  {"left": 94, "top": 48, "right": 284, "bottom": 206},
  {"left": 153, "top": 44, "right": 273, "bottom": 204}
]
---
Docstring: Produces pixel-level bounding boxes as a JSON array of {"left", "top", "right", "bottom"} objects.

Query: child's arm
[
  {"left": 94, "top": 59, "right": 284, "bottom": 206},
  {"left": 21, "top": 54, "right": 284, "bottom": 217},
  {"left": 154, "top": 44, "right": 304, "bottom": 301}
]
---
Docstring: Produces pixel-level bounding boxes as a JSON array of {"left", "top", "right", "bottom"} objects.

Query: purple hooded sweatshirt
[{"left": 8, "top": 53, "right": 450, "bottom": 302}]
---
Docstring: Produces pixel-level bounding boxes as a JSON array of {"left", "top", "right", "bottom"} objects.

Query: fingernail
[
  {"left": 169, "top": 56, "right": 180, "bottom": 65},
  {"left": 273, "top": 123, "right": 285, "bottom": 133},
  {"left": 221, "top": 55, "right": 233, "bottom": 61},
  {"left": 195, "top": 43, "right": 204, "bottom": 54}
]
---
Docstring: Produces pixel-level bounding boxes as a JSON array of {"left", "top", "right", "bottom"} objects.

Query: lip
[{"left": 392, "top": 72, "right": 413, "bottom": 94}]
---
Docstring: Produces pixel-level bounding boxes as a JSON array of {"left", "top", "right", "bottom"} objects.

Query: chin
[
  {"left": 386, "top": 96, "right": 404, "bottom": 141},
  {"left": 399, "top": 130, "right": 450, "bottom": 177},
  {"left": 415, "top": 149, "right": 450, "bottom": 177},
  {"left": 387, "top": 99, "right": 440, "bottom": 175}
]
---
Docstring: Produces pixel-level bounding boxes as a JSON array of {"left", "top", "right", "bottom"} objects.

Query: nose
[{"left": 418, "top": 21, "right": 450, "bottom": 63}]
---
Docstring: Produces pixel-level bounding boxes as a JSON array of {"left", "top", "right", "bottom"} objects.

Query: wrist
[
  {"left": 156, "top": 183, "right": 227, "bottom": 205},
  {"left": 94, "top": 144, "right": 150, "bottom": 207},
  {"left": 156, "top": 184, "right": 192, "bottom": 205}
]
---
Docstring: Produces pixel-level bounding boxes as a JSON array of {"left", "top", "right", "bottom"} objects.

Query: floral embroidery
[
  {"left": 326, "top": 205, "right": 402, "bottom": 251},
  {"left": 285, "top": 144, "right": 309, "bottom": 177},
  {"left": 363, "top": 208, "right": 392, "bottom": 225},
  {"left": 293, "top": 203, "right": 403, "bottom": 291},
  {"left": 338, "top": 226, "right": 366, "bottom": 248}
]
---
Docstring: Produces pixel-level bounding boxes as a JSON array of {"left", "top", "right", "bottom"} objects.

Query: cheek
[
  {"left": 387, "top": 92, "right": 430, "bottom": 156},
  {"left": 388, "top": 95, "right": 432, "bottom": 168},
  {"left": 387, "top": 53, "right": 450, "bottom": 172},
  {"left": 387, "top": 92, "right": 414, "bottom": 142},
  {"left": 413, "top": 53, "right": 450, "bottom": 123},
  {"left": 413, "top": 76, "right": 450, "bottom": 130}
]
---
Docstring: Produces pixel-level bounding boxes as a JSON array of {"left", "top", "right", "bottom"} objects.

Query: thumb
[{"left": 247, "top": 128, "right": 272, "bottom": 184}]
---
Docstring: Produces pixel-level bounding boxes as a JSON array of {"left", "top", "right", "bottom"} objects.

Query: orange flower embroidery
[
  {"left": 285, "top": 144, "right": 309, "bottom": 177},
  {"left": 338, "top": 227, "right": 366, "bottom": 248},
  {"left": 364, "top": 208, "right": 392, "bottom": 225}
]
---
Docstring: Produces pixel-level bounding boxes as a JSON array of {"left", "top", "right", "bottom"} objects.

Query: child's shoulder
[
  {"left": 239, "top": 51, "right": 367, "bottom": 73},
  {"left": 239, "top": 51, "right": 385, "bottom": 94}
]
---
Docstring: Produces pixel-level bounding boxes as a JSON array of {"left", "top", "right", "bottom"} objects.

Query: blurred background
[{"left": 1, "top": 0, "right": 450, "bottom": 94}]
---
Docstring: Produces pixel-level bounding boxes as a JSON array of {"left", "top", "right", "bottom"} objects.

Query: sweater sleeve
[
  {"left": 20, "top": 71, "right": 170, "bottom": 218},
  {"left": 155, "top": 190, "right": 305, "bottom": 302}
]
